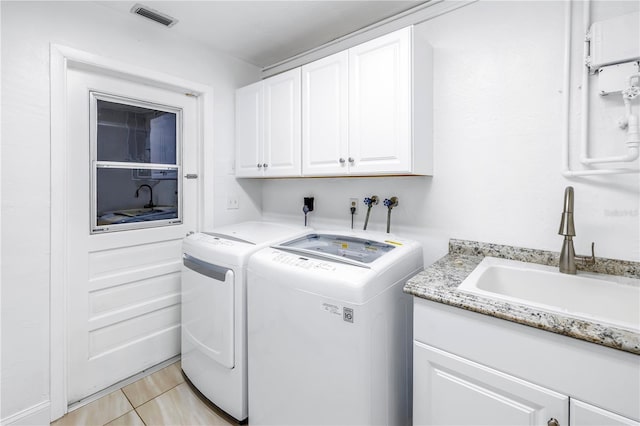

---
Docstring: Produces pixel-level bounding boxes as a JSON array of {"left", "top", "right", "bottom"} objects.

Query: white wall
[
  {"left": 260, "top": 0, "right": 640, "bottom": 265},
  {"left": 1, "top": 0, "right": 639, "bottom": 423},
  {"left": 1, "top": 1, "right": 261, "bottom": 422}
]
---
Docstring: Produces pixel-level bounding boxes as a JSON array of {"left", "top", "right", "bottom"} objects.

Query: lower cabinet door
[
  {"left": 413, "top": 341, "right": 569, "bottom": 426},
  {"left": 570, "top": 399, "right": 640, "bottom": 426}
]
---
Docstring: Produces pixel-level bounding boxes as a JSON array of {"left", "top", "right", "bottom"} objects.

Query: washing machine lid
[{"left": 275, "top": 233, "right": 396, "bottom": 267}]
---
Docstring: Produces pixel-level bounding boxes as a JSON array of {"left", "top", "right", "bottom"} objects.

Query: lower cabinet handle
[
  {"left": 548, "top": 418, "right": 560, "bottom": 426},
  {"left": 257, "top": 163, "right": 263, "bottom": 168},
  {"left": 263, "top": 163, "right": 268, "bottom": 168}
]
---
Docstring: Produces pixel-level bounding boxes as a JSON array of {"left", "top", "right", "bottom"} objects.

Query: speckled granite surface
[{"left": 404, "top": 239, "right": 640, "bottom": 354}]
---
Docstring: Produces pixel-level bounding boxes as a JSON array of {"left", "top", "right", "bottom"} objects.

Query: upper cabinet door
[
  {"left": 263, "top": 68, "right": 302, "bottom": 177},
  {"left": 235, "top": 25, "right": 432, "bottom": 178},
  {"left": 302, "top": 51, "right": 349, "bottom": 176},
  {"left": 235, "top": 81, "right": 264, "bottom": 177},
  {"left": 349, "top": 28, "right": 411, "bottom": 175}
]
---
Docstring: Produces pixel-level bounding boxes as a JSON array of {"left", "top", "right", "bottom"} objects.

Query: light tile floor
[{"left": 52, "top": 362, "right": 241, "bottom": 426}]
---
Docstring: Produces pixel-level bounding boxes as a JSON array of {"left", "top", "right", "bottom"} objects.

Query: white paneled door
[{"left": 65, "top": 67, "right": 198, "bottom": 403}]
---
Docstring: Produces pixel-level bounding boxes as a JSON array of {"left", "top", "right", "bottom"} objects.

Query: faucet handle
[{"left": 577, "top": 242, "right": 596, "bottom": 266}]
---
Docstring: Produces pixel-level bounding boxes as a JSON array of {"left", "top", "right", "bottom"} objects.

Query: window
[{"left": 91, "top": 93, "right": 182, "bottom": 233}]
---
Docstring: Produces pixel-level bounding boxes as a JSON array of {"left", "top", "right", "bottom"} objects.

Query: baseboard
[
  {"left": 67, "top": 355, "right": 181, "bottom": 412},
  {"left": 1, "top": 400, "right": 50, "bottom": 426}
]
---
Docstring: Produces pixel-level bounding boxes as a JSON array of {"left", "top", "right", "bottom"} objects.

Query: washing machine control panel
[{"left": 271, "top": 251, "right": 336, "bottom": 271}]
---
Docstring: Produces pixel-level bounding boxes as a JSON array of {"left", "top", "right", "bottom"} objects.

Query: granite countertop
[{"left": 404, "top": 239, "right": 640, "bottom": 355}]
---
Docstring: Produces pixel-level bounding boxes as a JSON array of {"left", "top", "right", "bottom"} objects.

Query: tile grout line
[
  {"left": 100, "top": 365, "right": 184, "bottom": 426},
  {"left": 98, "top": 390, "right": 131, "bottom": 426},
  {"left": 133, "top": 378, "right": 186, "bottom": 423},
  {"left": 111, "top": 388, "right": 144, "bottom": 426}
]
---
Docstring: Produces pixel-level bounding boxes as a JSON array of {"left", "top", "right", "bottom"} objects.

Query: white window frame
[{"left": 90, "top": 92, "right": 183, "bottom": 233}]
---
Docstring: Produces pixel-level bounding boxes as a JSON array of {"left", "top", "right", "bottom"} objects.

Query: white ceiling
[{"left": 96, "top": 1, "right": 428, "bottom": 68}]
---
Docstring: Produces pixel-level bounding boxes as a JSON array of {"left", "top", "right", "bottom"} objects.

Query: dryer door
[{"left": 182, "top": 254, "right": 235, "bottom": 368}]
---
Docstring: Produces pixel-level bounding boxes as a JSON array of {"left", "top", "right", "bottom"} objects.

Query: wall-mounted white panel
[{"left": 590, "top": 11, "right": 640, "bottom": 69}]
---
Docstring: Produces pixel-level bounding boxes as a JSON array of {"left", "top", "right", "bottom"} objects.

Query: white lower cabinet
[
  {"left": 414, "top": 341, "right": 568, "bottom": 426},
  {"left": 570, "top": 400, "right": 640, "bottom": 426},
  {"left": 412, "top": 298, "right": 640, "bottom": 426}
]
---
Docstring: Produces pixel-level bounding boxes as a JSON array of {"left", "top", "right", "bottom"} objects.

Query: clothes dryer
[
  {"left": 181, "top": 221, "right": 308, "bottom": 421},
  {"left": 247, "top": 231, "right": 423, "bottom": 425}
]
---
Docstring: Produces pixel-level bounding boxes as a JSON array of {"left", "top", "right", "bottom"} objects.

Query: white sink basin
[{"left": 458, "top": 257, "right": 640, "bottom": 332}]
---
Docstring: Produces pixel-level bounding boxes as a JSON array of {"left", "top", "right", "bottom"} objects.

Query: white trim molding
[
  {"left": 1, "top": 401, "right": 50, "bottom": 426},
  {"left": 262, "top": 0, "right": 476, "bottom": 78},
  {"left": 49, "top": 43, "right": 213, "bottom": 421}
]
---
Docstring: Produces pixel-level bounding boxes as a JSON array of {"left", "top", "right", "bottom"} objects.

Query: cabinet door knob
[
  {"left": 257, "top": 163, "right": 263, "bottom": 168},
  {"left": 263, "top": 163, "right": 268, "bottom": 168},
  {"left": 339, "top": 158, "right": 346, "bottom": 164},
  {"left": 548, "top": 418, "right": 560, "bottom": 426},
  {"left": 348, "top": 157, "right": 355, "bottom": 163}
]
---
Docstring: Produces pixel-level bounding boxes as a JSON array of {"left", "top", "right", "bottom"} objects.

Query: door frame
[{"left": 49, "top": 44, "right": 213, "bottom": 421}]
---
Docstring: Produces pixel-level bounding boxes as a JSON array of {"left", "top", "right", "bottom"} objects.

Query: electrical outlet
[
  {"left": 226, "top": 196, "right": 239, "bottom": 210},
  {"left": 350, "top": 198, "right": 358, "bottom": 214}
]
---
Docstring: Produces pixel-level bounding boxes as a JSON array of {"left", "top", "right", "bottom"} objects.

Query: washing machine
[
  {"left": 181, "top": 221, "right": 309, "bottom": 421},
  {"left": 247, "top": 231, "right": 423, "bottom": 426}
]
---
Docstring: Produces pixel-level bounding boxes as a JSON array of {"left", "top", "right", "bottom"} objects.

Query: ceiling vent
[{"left": 130, "top": 3, "right": 178, "bottom": 27}]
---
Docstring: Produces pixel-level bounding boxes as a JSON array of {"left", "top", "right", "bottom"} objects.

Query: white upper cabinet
[
  {"left": 235, "top": 81, "right": 264, "bottom": 177},
  {"left": 236, "top": 26, "right": 432, "bottom": 178},
  {"left": 235, "top": 68, "right": 301, "bottom": 177},
  {"left": 302, "top": 51, "right": 349, "bottom": 176},
  {"left": 304, "top": 27, "right": 433, "bottom": 176},
  {"left": 263, "top": 69, "right": 301, "bottom": 177},
  {"left": 348, "top": 27, "right": 416, "bottom": 175}
]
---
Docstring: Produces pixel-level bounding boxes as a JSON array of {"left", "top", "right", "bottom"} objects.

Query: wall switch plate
[
  {"left": 350, "top": 198, "right": 358, "bottom": 214},
  {"left": 227, "top": 196, "right": 239, "bottom": 210}
]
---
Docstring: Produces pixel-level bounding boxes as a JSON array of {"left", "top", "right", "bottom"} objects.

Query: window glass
[
  {"left": 96, "top": 168, "right": 178, "bottom": 226},
  {"left": 97, "top": 99, "right": 177, "bottom": 164}
]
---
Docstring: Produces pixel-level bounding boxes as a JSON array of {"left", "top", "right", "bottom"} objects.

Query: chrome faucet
[
  {"left": 135, "top": 184, "right": 155, "bottom": 209},
  {"left": 558, "top": 186, "right": 595, "bottom": 274}
]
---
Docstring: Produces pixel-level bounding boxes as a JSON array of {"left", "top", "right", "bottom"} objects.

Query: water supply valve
[
  {"left": 383, "top": 197, "right": 399, "bottom": 233},
  {"left": 364, "top": 196, "right": 379, "bottom": 208},
  {"left": 363, "top": 195, "right": 379, "bottom": 230},
  {"left": 383, "top": 197, "right": 399, "bottom": 209}
]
